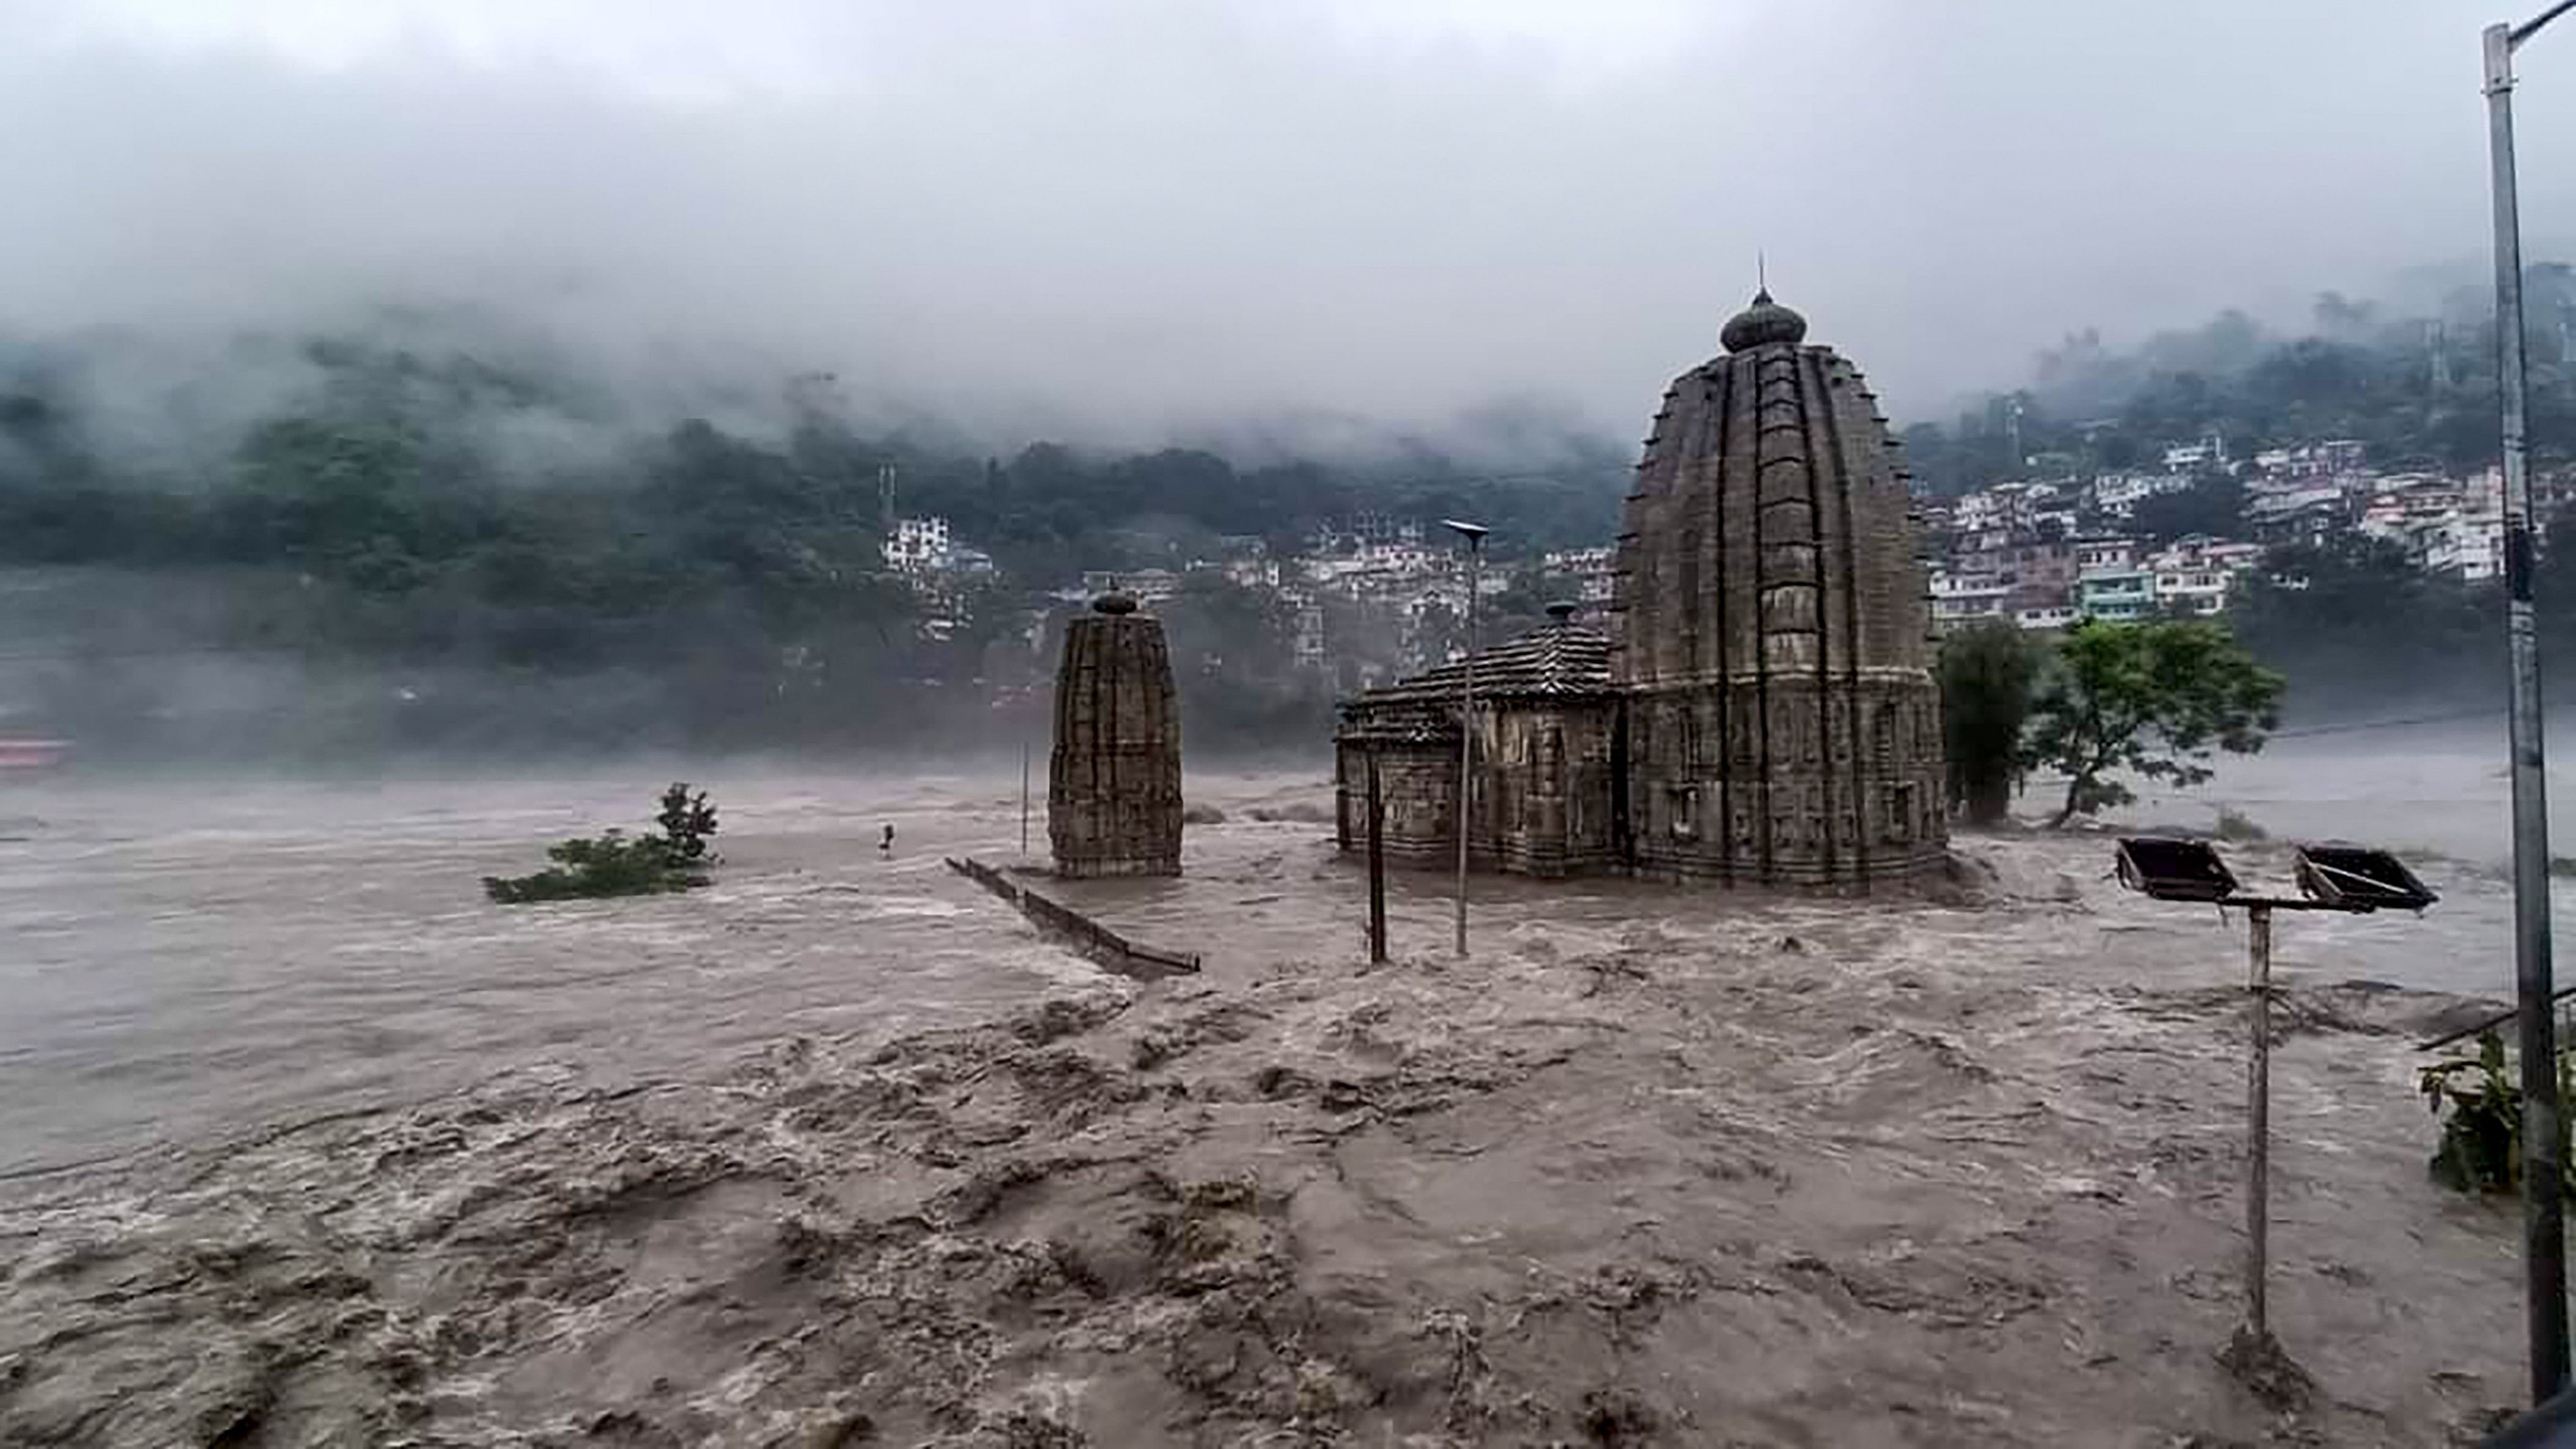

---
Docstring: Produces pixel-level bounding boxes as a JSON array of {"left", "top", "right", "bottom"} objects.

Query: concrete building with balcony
[
  {"left": 1930, "top": 570, "right": 2015, "bottom": 629},
  {"left": 2077, "top": 570, "right": 2156, "bottom": 620},
  {"left": 2073, "top": 536, "right": 2141, "bottom": 576}
]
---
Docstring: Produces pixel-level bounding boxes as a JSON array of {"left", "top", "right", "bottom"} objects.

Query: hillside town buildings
[
  {"left": 876, "top": 383, "right": 2576, "bottom": 680},
  {"left": 1916, "top": 448, "right": 2571, "bottom": 633}
]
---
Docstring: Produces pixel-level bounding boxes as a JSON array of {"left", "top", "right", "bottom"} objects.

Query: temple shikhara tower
[
  {"left": 1334, "top": 290, "right": 1947, "bottom": 891},
  {"left": 1050, "top": 593, "right": 1184, "bottom": 877}
]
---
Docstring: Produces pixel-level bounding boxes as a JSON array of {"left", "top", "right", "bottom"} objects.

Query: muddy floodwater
[
  {"left": 0, "top": 735, "right": 2566, "bottom": 1445},
  {"left": 0, "top": 770, "right": 1100, "bottom": 1175}
]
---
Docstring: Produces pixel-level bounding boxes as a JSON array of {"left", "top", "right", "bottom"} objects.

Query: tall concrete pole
[{"left": 2487, "top": 3, "right": 2576, "bottom": 1404}]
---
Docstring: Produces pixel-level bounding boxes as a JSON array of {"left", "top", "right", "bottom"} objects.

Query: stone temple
[
  {"left": 1334, "top": 291, "right": 1947, "bottom": 891},
  {"left": 1050, "top": 594, "right": 1184, "bottom": 877}
]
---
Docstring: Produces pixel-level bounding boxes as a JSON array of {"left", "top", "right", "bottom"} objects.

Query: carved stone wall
[
  {"left": 1332, "top": 698, "right": 1621, "bottom": 880},
  {"left": 1333, "top": 734, "right": 1458, "bottom": 871},
  {"left": 1049, "top": 598, "right": 1183, "bottom": 877},
  {"left": 1618, "top": 676, "right": 1944, "bottom": 888},
  {"left": 1472, "top": 700, "right": 1621, "bottom": 878}
]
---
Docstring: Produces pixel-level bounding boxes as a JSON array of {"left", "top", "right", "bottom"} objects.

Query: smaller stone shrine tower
[{"left": 1049, "top": 592, "right": 1184, "bottom": 876}]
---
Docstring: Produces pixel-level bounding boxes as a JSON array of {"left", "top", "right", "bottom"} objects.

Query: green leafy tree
[
  {"left": 1161, "top": 574, "right": 1292, "bottom": 682},
  {"left": 2233, "top": 536, "right": 2493, "bottom": 711},
  {"left": 483, "top": 831, "right": 690, "bottom": 904},
  {"left": 485, "top": 783, "right": 722, "bottom": 903},
  {"left": 2130, "top": 473, "right": 2248, "bottom": 544},
  {"left": 655, "top": 782, "right": 720, "bottom": 863},
  {"left": 2024, "top": 619, "right": 2285, "bottom": 827},
  {"left": 1938, "top": 621, "right": 2040, "bottom": 826}
]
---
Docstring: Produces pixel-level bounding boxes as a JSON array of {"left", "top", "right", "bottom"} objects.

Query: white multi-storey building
[
  {"left": 2014, "top": 604, "right": 2081, "bottom": 631},
  {"left": 2090, "top": 473, "right": 2195, "bottom": 519},
  {"left": 1543, "top": 545, "right": 1620, "bottom": 603},
  {"left": 884, "top": 516, "right": 953, "bottom": 573},
  {"left": 2150, "top": 567, "right": 2231, "bottom": 614},
  {"left": 2418, "top": 514, "right": 2506, "bottom": 581},
  {"left": 2073, "top": 536, "right": 2140, "bottom": 576},
  {"left": 1929, "top": 569, "right": 2013, "bottom": 629}
]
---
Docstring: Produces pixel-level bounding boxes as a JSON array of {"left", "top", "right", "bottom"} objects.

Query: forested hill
[
  {"left": 0, "top": 319, "right": 1628, "bottom": 759},
  {"left": 1899, "top": 270, "right": 2576, "bottom": 497},
  {"left": 10, "top": 267, "right": 2571, "bottom": 760},
  {"left": 0, "top": 328, "right": 1630, "bottom": 586}
]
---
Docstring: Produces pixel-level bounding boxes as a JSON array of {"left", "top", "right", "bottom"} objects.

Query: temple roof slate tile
[{"left": 1342, "top": 616, "right": 1613, "bottom": 712}]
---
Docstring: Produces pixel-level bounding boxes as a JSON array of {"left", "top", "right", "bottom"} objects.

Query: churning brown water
[{"left": 0, "top": 739, "right": 2562, "bottom": 1444}]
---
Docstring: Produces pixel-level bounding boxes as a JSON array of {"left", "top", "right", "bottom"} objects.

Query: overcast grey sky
[{"left": 2, "top": 0, "right": 2570, "bottom": 443}]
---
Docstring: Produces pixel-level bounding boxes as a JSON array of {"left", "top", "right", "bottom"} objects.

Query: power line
[
  {"left": 2269, "top": 706, "right": 2508, "bottom": 739},
  {"left": 0, "top": 642, "right": 314, "bottom": 666}
]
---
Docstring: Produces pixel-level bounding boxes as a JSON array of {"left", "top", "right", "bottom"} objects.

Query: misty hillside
[
  {"left": 7, "top": 263, "right": 2574, "bottom": 761},
  {"left": 0, "top": 314, "right": 1629, "bottom": 762},
  {"left": 1899, "top": 271, "right": 2576, "bottom": 498}
]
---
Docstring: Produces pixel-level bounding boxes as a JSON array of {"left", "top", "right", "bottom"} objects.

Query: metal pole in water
[
  {"left": 1367, "top": 748, "right": 1387, "bottom": 965},
  {"left": 1457, "top": 545, "right": 1476, "bottom": 957},
  {"left": 1021, "top": 739, "right": 1032, "bottom": 856},
  {"left": 1442, "top": 520, "right": 1488, "bottom": 959},
  {"left": 2245, "top": 904, "right": 2273, "bottom": 1342},
  {"left": 2487, "top": 9, "right": 2573, "bottom": 1401}
]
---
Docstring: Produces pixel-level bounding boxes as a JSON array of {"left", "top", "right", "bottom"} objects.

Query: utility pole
[
  {"left": 1442, "top": 520, "right": 1489, "bottom": 959},
  {"left": 1366, "top": 748, "right": 1387, "bottom": 965},
  {"left": 2487, "top": 1, "right": 2576, "bottom": 1404},
  {"left": 2243, "top": 905, "right": 2275, "bottom": 1344}
]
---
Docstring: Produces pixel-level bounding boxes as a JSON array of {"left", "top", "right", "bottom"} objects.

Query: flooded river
[
  {"left": 0, "top": 736, "right": 2563, "bottom": 1445},
  {"left": 0, "top": 731, "right": 2555, "bottom": 1178},
  {"left": 0, "top": 767, "right": 1102, "bottom": 1176}
]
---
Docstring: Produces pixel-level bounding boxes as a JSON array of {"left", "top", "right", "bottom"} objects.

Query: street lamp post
[
  {"left": 2113, "top": 839, "right": 2438, "bottom": 1374},
  {"left": 2486, "top": 0, "right": 2576, "bottom": 1406},
  {"left": 1442, "top": 520, "right": 1489, "bottom": 958}
]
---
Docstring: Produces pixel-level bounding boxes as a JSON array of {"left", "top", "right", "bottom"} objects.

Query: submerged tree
[
  {"left": 2023, "top": 619, "right": 2284, "bottom": 827},
  {"left": 654, "top": 782, "right": 720, "bottom": 863},
  {"left": 1938, "top": 621, "right": 2040, "bottom": 826},
  {"left": 485, "top": 782, "right": 722, "bottom": 903}
]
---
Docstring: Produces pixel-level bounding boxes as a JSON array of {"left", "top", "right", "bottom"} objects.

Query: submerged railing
[{"left": 943, "top": 856, "right": 1200, "bottom": 980}]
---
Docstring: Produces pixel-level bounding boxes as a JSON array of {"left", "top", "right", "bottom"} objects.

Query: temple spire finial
[
  {"left": 1757, "top": 249, "right": 1768, "bottom": 300},
  {"left": 1719, "top": 279, "right": 1806, "bottom": 353}
]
